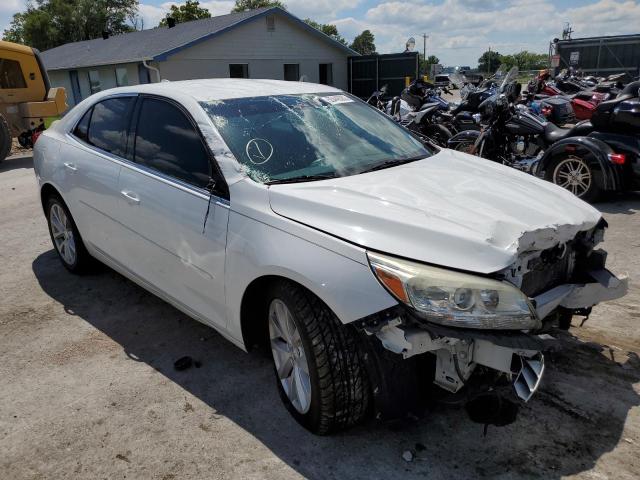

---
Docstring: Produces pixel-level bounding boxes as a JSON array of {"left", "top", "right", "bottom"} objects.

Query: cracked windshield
[{"left": 201, "top": 93, "right": 432, "bottom": 184}]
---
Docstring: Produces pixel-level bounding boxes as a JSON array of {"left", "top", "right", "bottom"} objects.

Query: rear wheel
[
  {"left": 267, "top": 280, "right": 370, "bottom": 434},
  {"left": 547, "top": 155, "right": 601, "bottom": 202},
  {"left": 0, "top": 115, "right": 11, "bottom": 163},
  {"left": 45, "top": 195, "right": 94, "bottom": 273}
]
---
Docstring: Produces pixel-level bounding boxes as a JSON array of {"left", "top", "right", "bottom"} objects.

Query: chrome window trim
[{"left": 66, "top": 92, "right": 230, "bottom": 205}]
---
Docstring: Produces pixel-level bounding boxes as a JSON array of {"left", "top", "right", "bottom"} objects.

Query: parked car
[
  {"left": 33, "top": 79, "right": 628, "bottom": 434},
  {"left": 434, "top": 74, "right": 450, "bottom": 88}
]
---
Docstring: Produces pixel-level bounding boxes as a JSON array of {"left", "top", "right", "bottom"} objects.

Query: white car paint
[{"left": 33, "top": 79, "right": 619, "bottom": 353}]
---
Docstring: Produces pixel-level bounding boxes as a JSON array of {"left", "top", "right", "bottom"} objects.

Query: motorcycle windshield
[
  {"left": 449, "top": 73, "right": 467, "bottom": 88},
  {"left": 500, "top": 67, "right": 519, "bottom": 93}
]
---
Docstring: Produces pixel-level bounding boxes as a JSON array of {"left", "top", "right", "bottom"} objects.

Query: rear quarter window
[{"left": 85, "top": 97, "right": 133, "bottom": 157}]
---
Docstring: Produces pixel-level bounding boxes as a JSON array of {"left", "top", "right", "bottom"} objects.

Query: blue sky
[{"left": 2, "top": 0, "right": 639, "bottom": 66}]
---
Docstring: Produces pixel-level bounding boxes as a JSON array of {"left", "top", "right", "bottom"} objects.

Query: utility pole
[
  {"left": 422, "top": 34, "right": 429, "bottom": 76},
  {"left": 487, "top": 46, "right": 491, "bottom": 76}
]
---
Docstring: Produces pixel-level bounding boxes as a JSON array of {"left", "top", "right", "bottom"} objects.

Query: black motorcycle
[
  {"left": 367, "top": 83, "right": 454, "bottom": 146},
  {"left": 448, "top": 78, "right": 640, "bottom": 202}
]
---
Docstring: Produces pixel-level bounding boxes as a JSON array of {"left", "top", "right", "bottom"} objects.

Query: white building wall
[
  {"left": 47, "top": 63, "right": 141, "bottom": 108},
  {"left": 157, "top": 14, "right": 350, "bottom": 89}
]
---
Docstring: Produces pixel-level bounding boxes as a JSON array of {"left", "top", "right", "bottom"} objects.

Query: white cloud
[
  {"left": 333, "top": 0, "right": 640, "bottom": 66},
  {"left": 284, "top": 0, "right": 361, "bottom": 22}
]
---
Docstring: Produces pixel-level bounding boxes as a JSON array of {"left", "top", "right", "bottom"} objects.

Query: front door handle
[
  {"left": 63, "top": 162, "right": 77, "bottom": 172},
  {"left": 120, "top": 190, "right": 140, "bottom": 205}
]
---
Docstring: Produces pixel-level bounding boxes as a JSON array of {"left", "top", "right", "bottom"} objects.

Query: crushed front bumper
[
  {"left": 533, "top": 268, "right": 628, "bottom": 319},
  {"left": 368, "top": 269, "right": 626, "bottom": 403},
  {"left": 374, "top": 322, "right": 549, "bottom": 402}
]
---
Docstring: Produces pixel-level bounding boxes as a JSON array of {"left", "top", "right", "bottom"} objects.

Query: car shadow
[
  {"left": 32, "top": 250, "right": 640, "bottom": 479},
  {"left": 594, "top": 191, "right": 640, "bottom": 215},
  {"left": 0, "top": 153, "right": 34, "bottom": 172}
]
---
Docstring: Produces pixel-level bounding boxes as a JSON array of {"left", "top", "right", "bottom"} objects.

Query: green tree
[
  {"left": 419, "top": 54, "right": 439, "bottom": 74},
  {"left": 425, "top": 55, "right": 439, "bottom": 65},
  {"left": 2, "top": 0, "right": 138, "bottom": 51},
  {"left": 303, "top": 18, "right": 347, "bottom": 46},
  {"left": 500, "top": 51, "right": 548, "bottom": 71},
  {"left": 159, "top": 0, "right": 210, "bottom": 26},
  {"left": 350, "top": 30, "right": 376, "bottom": 55},
  {"left": 2, "top": 12, "right": 27, "bottom": 44},
  {"left": 477, "top": 49, "right": 502, "bottom": 73},
  {"left": 231, "top": 0, "right": 286, "bottom": 12}
]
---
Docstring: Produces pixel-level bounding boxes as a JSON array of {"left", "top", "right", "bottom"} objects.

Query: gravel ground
[{"left": 1, "top": 153, "right": 639, "bottom": 480}]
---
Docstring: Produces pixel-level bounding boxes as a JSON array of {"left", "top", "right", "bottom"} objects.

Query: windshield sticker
[
  {"left": 245, "top": 138, "right": 274, "bottom": 165},
  {"left": 321, "top": 95, "right": 354, "bottom": 105}
]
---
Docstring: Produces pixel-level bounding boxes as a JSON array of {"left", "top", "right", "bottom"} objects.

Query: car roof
[{"left": 112, "top": 78, "right": 342, "bottom": 102}]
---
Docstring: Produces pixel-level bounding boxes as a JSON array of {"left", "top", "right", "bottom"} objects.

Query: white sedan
[{"left": 33, "top": 79, "right": 627, "bottom": 434}]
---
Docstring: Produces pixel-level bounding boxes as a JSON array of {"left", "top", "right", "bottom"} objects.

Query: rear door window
[
  {"left": 86, "top": 97, "right": 133, "bottom": 157},
  {"left": 133, "top": 98, "right": 211, "bottom": 188}
]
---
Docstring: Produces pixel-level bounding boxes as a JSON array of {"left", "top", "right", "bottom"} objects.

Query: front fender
[
  {"left": 225, "top": 210, "right": 397, "bottom": 347},
  {"left": 539, "top": 136, "right": 620, "bottom": 191}
]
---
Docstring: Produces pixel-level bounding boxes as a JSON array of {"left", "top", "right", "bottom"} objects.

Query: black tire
[
  {"left": 545, "top": 154, "right": 602, "bottom": 203},
  {"left": 0, "top": 114, "right": 11, "bottom": 163},
  {"left": 266, "top": 280, "right": 371, "bottom": 434},
  {"left": 45, "top": 194, "right": 94, "bottom": 274},
  {"left": 422, "top": 123, "right": 453, "bottom": 147}
]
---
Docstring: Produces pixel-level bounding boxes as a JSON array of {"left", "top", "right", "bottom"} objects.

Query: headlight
[{"left": 367, "top": 252, "right": 540, "bottom": 330}]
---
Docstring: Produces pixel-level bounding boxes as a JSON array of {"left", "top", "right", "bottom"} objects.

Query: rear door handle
[
  {"left": 120, "top": 190, "right": 140, "bottom": 205},
  {"left": 64, "top": 162, "right": 77, "bottom": 172}
]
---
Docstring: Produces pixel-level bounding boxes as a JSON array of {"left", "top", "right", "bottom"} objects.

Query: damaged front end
[{"left": 358, "top": 218, "right": 627, "bottom": 420}]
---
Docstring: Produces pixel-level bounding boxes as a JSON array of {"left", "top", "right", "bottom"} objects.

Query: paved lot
[{"left": 1, "top": 153, "right": 639, "bottom": 479}]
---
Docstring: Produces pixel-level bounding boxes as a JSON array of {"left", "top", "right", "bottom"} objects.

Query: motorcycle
[
  {"left": 528, "top": 70, "right": 598, "bottom": 121},
  {"left": 448, "top": 75, "right": 640, "bottom": 202},
  {"left": 366, "top": 84, "right": 454, "bottom": 146}
]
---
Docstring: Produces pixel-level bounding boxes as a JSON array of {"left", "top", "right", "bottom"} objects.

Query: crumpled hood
[{"left": 268, "top": 150, "right": 602, "bottom": 273}]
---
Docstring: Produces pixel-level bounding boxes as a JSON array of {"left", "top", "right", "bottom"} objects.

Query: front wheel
[
  {"left": 546, "top": 155, "right": 601, "bottom": 202},
  {"left": 267, "top": 280, "right": 370, "bottom": 434}
]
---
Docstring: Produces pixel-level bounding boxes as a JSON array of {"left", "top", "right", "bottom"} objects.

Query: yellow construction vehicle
[{"left": 0, "top": 40, "right": 67, "bottom": 162}]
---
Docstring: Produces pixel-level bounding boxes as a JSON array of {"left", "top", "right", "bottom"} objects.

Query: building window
[
  {"left": 88, "top": 70, "right": 101, "bottom": 94},
  {"left": 115, "top": 67, "right": 128, "bottom": 87},
  {"left": 319, "top": 63, "right": 333, "bottom": 85},
  {"left": 266, "top": 15, "right": 275, "bottom": 31},
  {"left": 229, "top": 64, "right": 249, "bottom": 78},
  {"left": 284, "top": 64, "right": 300, "bottom": 81},
  {"left": 0, "top": 58, "right": 27, "bottom": 89}
]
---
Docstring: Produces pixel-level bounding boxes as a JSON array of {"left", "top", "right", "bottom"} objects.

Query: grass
[{"left": 44, "top": 116, "right": 60, "bottom": 129}]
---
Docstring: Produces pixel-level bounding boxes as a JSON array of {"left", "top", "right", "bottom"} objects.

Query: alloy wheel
[
  {"left": 269, "top": 299, "right": 312, "bottom": 414},
  {"left": 50, "top": 203, "right": 77, "bottom": 265},
  {"left": 552, "top": 156, "right": 592, "bottom": 198}
]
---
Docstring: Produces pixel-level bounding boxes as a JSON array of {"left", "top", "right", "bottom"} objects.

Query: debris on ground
[
  {"left": 115, "top": 453, "right": 131, "bottom": 463},
  {"left": 174, "top": 356, "right": 193, "bottom": 371},
  {"left": 402, "top": 450, "right": 414, "bottom": 462}
]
